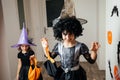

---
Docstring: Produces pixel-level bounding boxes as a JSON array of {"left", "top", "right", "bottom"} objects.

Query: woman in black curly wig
[
  {"left": 41, "top": 17, "right": 100, "bottom": 80},
  {"left": 53, "top": 17, "right": 83, "bottom": 41}
]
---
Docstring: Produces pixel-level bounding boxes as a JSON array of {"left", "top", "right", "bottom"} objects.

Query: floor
[{"left": 38, "top": 61, "right": 105, "bottom": 80}]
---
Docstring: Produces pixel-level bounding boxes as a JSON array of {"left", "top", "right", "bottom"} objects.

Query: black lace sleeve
[
  {"left": 80, "top": 43, "right": 95, "bottom": 64},
  {"left": 28, "top": 50, "right": 35, "bottom": 56},
  {"left": 50, "top": 43, "right": 59, "bottom": 58},
  {"left": 17, "top": 52, "right": 22, "bottom": 59}
]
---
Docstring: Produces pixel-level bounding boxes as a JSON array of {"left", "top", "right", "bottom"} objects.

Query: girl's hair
[{"left": 53, "top": 17, "right": 83, "bottom": 41}]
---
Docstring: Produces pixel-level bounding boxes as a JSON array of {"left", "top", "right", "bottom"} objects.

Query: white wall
[
  {"left": 106, "top": 0, "right": 120, "bottom": 79},
  {"left": 24, "top": 0, "right": 48, "bottom": 61},
  {"left": 1, "top": 0, "right": 20, "bottom": 79},
  {"left": 0, "top": 0, "right": 11, "bottom": 79},
  {"left": 97, "top": 0, "right": 106, "bottom": 70},
  {"left": 74, "top": 0, "right": 97, "bottom": 48},
  {"left": 74, "top": 0, "right": 106, "bottom": 70}
]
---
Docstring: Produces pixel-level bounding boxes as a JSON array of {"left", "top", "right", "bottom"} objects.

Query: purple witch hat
[{"left": 11, "top": 23, "right": 36, "bottom": 48}]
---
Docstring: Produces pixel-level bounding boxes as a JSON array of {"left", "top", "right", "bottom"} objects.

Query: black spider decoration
[
  {"left": 111, "top": 5, "right": 119, "bottom": 17},
  {"left": 108, "top": 60, "right": 113, "bottom": 78},
  {"left": 117, "top": 41, "right": 120, "bottom": 65}
]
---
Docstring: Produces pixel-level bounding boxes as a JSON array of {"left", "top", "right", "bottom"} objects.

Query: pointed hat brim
[
  {"left": 52, "top": 16, "right": 87, "bottom": 27},
  {"left": 11, "top": 43, "right": 36, "bottom": 48},
  {"left": 11, "top": 23, "right": 36, "bottom": 48}
]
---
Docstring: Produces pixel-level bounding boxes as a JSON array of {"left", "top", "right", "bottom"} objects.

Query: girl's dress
[
  {"left": 44, "top": 41, "right": 96, "bottom": 80},
  {"left": 18, "top": 50, "right": 43, "bottom": 80}
]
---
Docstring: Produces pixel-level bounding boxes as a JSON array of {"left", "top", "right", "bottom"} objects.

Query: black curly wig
[{"left": 53, "top": 17, "right": 83, "bottom": 41}]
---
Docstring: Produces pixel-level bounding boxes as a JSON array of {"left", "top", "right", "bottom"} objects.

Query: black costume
[
  {"left": 44, "top": 42, "right": 96, "bottom": 80},
  {"left": 18, "top": 50, "right": 43, "bottom": 80}
]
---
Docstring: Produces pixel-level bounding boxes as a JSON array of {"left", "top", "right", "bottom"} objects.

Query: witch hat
[
  {"left": 52, "top": 0, "right": 87, "bottom": 26},
  {"left": 11, "top": 23, "right": 36, "bottom": 48}
]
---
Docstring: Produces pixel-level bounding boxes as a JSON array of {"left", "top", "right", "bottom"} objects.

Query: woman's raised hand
[
  {"left": 41, "top": 38, "right": 49, "bottom": 48},
  {"left": 41, "top": 38, "right": 55, "bottom": 63}
]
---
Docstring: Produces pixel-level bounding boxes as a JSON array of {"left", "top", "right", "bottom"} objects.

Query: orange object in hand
[
  {"left": 28, "top": 57, "right": 41, "bottom": 80},
  {"left": 41, "top": 38, "right": 50, "bottom": 57},
  {"left": 41, "top": 38, "right": 55, "bottom": 63}
]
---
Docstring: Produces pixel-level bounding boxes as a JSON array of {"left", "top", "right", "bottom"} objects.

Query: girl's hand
[
  {"left": 29, "top": 55, "right": 35, "bottom": 60},
  {"left": 29, "top": 55, "right": 36, "bottom": 65},
  {"left": 90, "top": 42, "right": 100, "bottom": 53}
]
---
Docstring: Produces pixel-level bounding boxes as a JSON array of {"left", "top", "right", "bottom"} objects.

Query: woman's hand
[
  {"left": 90, "top": 42, "right": 100, "bottom": 60},
  {"left": 41, "top": 38, "right": 49, "bottom": 48},
  {"left": 40, "top": 38, "right": 55, "bottom": 63},
  {"left": 90, "top": 42, "right": 100, "bottom": 53},
  {"left": 41, "top": 38, "right": 50, "bottom": 57}
]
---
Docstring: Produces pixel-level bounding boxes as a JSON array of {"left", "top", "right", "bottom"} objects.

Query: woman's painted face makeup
[{"left": 62, "top": 31, "right": 75, "bottom": 42}]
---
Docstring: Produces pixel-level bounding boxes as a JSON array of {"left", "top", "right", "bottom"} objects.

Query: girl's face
[
  {"left": 20, "top": 44, "right": 29, "bottom": 52},
  {"left": 62, "top": 30, "right": 75, "bottom": 42}
]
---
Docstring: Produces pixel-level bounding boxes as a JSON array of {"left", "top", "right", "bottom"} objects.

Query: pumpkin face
[
  {"left": 107, "top": 31, "right": 112, "bottom": 44},
  {"left": 114, "top": 65, "right": 120, "bottom": 80}
]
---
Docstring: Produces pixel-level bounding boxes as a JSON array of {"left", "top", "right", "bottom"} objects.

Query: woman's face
[
  {"left": 62, "top": 30, "right": 75, "bottom": 42},
  {"left": 20, "top": 44, "right": 29, "bottom": 52}
]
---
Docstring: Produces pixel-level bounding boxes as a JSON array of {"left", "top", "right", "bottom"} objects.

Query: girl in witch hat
[
  {"left": 41, "top": 17, "right": 100, "bottom": 80},
  {"left": 11, "top": 24, "right": 43, "bottom": 80}
]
